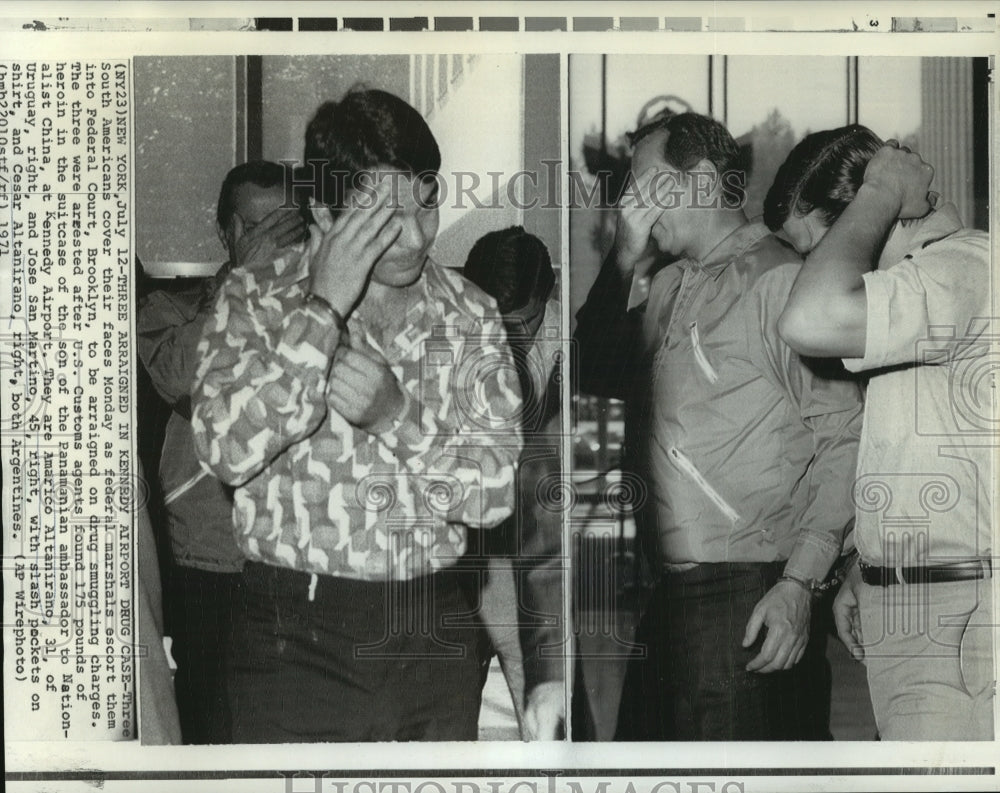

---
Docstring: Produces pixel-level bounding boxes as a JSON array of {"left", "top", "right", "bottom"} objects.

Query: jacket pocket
[{"left": 668, "top": 445, "right": 740, "bottom": 523}]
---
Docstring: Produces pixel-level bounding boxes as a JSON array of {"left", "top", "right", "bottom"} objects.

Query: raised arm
[
  {"left": 778, "top": 144, "right": 936, "bottom": 358},
  {"left": 191, "top": 183, "right": 402, "bottom": 486},
  {"left": 138, "top": 206, "right": 307, "bottom": 412},
  {"left": 574, "top": 166, "right": 666, "bottom": 399},
  {"left": 190, "top": 263, "right": 345, "bottom": 486}
]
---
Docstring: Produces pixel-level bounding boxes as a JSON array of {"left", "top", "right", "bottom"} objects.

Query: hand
[
  {"left": 308, "top": 179, "right": 402, "bottom": 316},
  {"left": 742, "top": 579, "right": 812, "bottom": 673},
  {"left": 232, "top": 208, "right": 306, "bottom": 271},
  {"left": 832, "top": 561, "right": 865, "bottom": 661},
  {"left": 523, "top": 681, "right": 565, "bottom": 741},
  {"left": 863, "top": 141, "right": 936, "bottom": 219},
  {"left": 327, "top": 342, "right": 405, "bottom": 433},
  {"left": 613, "top": 165, "right": 671, "bottom": 277}
]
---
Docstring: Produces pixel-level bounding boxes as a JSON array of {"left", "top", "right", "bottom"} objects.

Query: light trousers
[{"left": 859, "top": 577, "right": 994, "bottom": 740}]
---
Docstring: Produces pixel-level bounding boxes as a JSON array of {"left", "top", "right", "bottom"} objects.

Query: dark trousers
[
  {"left": 167, "top": 565, "right": 244, "bottom": 745},
  {"left": 228, "top": 561, "right": 490, "bottom": 743},
  {"left": 615, "top": 561, "right": 832, "bottom": 741}
]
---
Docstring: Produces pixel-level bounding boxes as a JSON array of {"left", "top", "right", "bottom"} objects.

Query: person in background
[
  {"left": 191, "top": 89, "right": 523, "bottom": 742},
  {"left": 137, "top": 161, "right": 304, "bottom": 743},
  {"left": 464, "top": 225, "right": 566, "bottom": 740},
  {"left": 769, "top": 127, "right": 994, "bottom": 740},
  {"left": 136, "top": 455, "right": 182, "bottom": 745},
  {"left": 575, "top": 112, "right": 863, "bottom": 740}
]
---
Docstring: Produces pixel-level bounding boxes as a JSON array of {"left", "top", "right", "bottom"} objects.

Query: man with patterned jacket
[
  {"left": 137, "top": 160, "right": 302, "bottom": 744},
  {"left": 191, "top": 89, "right": 523, "bottom": 742}
]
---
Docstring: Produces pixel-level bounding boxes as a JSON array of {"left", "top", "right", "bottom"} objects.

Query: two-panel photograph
[{"left": 129, "top": 48, "right": 993, "bottom": 753}]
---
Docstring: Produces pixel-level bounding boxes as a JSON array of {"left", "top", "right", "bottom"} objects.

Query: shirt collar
[
  {"left": 875, "top": 202, "right": 965, "bottom": 270},
  {"left": 905, "top": 202, "right": 964, "bottom": 253},
  {"left": 677, "top": 221, "right": 771, "bottom": 280}
]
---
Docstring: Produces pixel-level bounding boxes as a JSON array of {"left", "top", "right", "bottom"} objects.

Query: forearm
[
  {"left": 780, "top": 184, "right": 900, "bottom": 356},
  {"left": 574, "top": 249, "right": 643, "bottom": 399},
  {"left": 192, "top": 299, "right": 343, "bottom": 486},
  {"left": 799, "top": 182, "right": 900, "bottom": 296},
  {"left": 518, "top": 444, "right": 565, "bottom": 689},
  {"left": 137, "top": 298, "right": 212, "bottom": 405},
  {"left": 785, "top": 407, "right": 862, "bottom": 584}
]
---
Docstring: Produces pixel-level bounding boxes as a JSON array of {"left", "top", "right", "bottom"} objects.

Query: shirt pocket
[
  {"left": 689, "top": 321, "right": 719, "bottom": 384},
  {"left": 668, "top": 445, "right": 740, "bottom": 524}
]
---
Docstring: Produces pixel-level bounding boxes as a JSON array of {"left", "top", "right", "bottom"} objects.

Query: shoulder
[
  {"left": 911, "top": 227, "right": 990, "bottom": 271},
  {"left": 877, "top": 227, "right": 991, "bottom": 297},
  {"left": 226, "top": 242, "right": 310, "bottom": 300},
  {"left": 730, "top": 227, "right": 802, "bottom": 304},
  {"left": 138, "top": 280, "right": 208, "bottom": 322},
  {"left": 426, "top": 261, "right": 501, "bottom": 319},
  {"left": 749, "top": 260, "right": 801, "bottom": 300},
  {"left": 735, "top": 228, "right": 802, "bottom": 285}
]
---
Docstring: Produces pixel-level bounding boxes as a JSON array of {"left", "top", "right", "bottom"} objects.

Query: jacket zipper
[
  {"left": 668, "top": 446, "right": 740, "bottom": 523},
  {"left": 689, "top": 321, "right": 719, "bottom": 384}
]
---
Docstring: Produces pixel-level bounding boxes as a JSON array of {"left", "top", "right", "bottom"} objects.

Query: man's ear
[
  {"left": 692, "top": 158, "right": 720, "bottom": 179},
  {"left": 690, "top": 158, "right": 723, "bottom": 200},
  {"left": 802, "top": 210, "right": 830, "bottom": 251},
  {"left": 216, "top": 222, "right": 228, "bottom": 248}
]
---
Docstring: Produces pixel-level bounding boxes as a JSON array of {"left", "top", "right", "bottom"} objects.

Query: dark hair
[
  {"left": 216, "top": 160, "right": 285, "bottom": 230},
  {"left": 463, "top": 226, "right": 554, "bottom": 315},
  {"left": 628, "top": 112, "right": 742, "bottom": 177},
  {"left": 763, "top": 124, "right": 884, "bottom": 231},
  {"left": 301, "top": 88, "right": 440, "bottom": 213}
]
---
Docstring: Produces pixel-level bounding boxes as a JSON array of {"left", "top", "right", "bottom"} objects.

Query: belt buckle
[{"left": 894, "top": 565, "right": 907, "bottom": 586}]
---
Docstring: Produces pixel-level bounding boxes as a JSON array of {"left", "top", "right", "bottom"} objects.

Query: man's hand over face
[
  {"left": 326, "top": 341, "right": 405, "bottom": 434},
  {"left": 614, "top": 165, "right": 672, "bottom": 278},
  {"left": 233, "top": 208, "right": 306, "bottom": 271},
  {"left": 863, "top": 142, "right": 936, "bottom": 220},
  {"left": 307, "top": 180, "right": 402, "bottom": 317}
]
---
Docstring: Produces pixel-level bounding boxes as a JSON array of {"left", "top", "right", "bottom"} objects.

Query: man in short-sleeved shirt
[{"left": 772, "top": 126, "right": 994, "bottom": 740}]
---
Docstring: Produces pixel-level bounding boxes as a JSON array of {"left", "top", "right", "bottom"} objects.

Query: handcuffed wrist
[
  {"left": 304, "top": 291, "right": 347, "bottom": 332},
  {"left": 778, "top": 572, "right": 816, "bottom": 597}
]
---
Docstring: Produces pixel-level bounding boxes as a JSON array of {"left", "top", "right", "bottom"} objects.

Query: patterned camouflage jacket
[{"left": 190, "top": 247, "right": 523, "bottom": 581}]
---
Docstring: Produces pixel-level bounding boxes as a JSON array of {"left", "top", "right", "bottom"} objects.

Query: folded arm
[{"left": 191, "top": 266, "right": 344, "bottom": 486}]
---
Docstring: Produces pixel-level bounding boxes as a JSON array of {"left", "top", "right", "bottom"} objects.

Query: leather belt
[{"left": 860, "top": 560, "right": 992, "bottom": 587}]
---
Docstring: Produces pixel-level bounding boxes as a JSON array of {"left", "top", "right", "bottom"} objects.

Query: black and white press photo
[
  {"left": 3, "top": 3, "right": 999, "bottom": 790},
  {"left": 569, "top": 53, "right": 993, "bottom": 742},
  {"left": 132, "top": 53, "right": 565, "bottom": 744}
]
